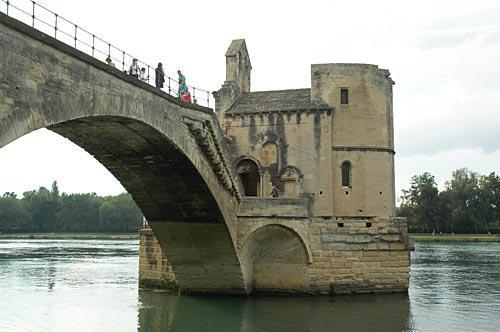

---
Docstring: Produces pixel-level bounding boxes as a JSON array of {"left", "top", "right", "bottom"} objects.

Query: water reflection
[
  {"left": 1, "top": 240, "right": 499, "bottom": 332},
  {"left": 138, "top": 292, "right": 412, "bottom": 332},
  {"left": 409, "top": 242, "right": 500, "bottom": 332}
]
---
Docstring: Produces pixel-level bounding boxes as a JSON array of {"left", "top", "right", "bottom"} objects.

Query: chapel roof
[{"left": 225, "top": 88, "right": 333, "bottom": 114}]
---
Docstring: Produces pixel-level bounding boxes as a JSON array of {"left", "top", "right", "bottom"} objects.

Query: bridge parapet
[{"left": 0, "top": 0, "right": 213, "bottom": 107}]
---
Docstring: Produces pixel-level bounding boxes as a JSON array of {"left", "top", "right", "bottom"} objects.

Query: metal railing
[{"left": 0, "top": 0, "right": 213, "bottom": 107}]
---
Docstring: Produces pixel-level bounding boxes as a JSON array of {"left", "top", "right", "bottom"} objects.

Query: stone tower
[
  {"left": 213, "top": 39, "right": 252, "bottom": 124},
  {"left": 311, "top": 64, "right": 396, "bottom": 217}
]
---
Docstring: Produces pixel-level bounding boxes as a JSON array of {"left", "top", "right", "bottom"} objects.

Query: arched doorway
[{"left": 237, "top": 159, "right": 260, "bottom": 197}]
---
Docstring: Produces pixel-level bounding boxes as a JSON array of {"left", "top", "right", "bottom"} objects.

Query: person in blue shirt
[{"left": 177, "top": 70, "right": 187, "bottom": 96}]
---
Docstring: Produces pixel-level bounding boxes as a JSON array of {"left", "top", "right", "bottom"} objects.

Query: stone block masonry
[
  {"left": 308, "top": 218, "right": 410, "bottom": 294},
  {"left": 140, "top": 216, "right": 410, "bottom": 295},
  {"left": 139, "top": 229, "right": 176, "bottom": 290}
]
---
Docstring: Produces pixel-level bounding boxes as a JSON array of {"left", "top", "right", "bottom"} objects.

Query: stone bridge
[
  {"left": 0, "top": 13, "right": 249, "bottom": 293},
  {"left": 0, "top": 12, "right": 411, "bottom": 295}
]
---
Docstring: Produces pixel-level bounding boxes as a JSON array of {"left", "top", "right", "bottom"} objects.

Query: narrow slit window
[
  {"left": 341, "top": 161, "right": 351, "bottom": 187},
  {"left": 340, "top": 88, "right": 349, "bottom": 105}
]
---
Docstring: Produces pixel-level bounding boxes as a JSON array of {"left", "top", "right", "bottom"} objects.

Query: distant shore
[
  {"left": 1, "top": 232, "right": 499, "bottom": 242},
  {"left": 0, "top": 233, "right": 138, "bottom": 240},
  {"left": 410, "top": 234, "right": 500, "bottom": 242}
]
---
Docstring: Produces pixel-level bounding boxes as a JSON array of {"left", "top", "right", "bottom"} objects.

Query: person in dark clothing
[
  {"left": 155, "top": 63, "right": 165, "bottom": 89},
  {"left": 271, "top": 185, "right": 279, "bottom": 197}
]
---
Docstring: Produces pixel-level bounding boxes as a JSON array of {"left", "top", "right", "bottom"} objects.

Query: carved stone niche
[
  {"left": 280, "top": 166, "right": 302, "bottom": 197},
  {"left": 262, "top": 170, "right": 273, "bottom": 198}
]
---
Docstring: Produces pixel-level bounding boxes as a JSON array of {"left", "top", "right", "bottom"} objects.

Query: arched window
[
  {"left": 261, "top": 142, "right": 278, "bottom": 167},
  {"left": 237, "top": 159, "right": 260, "bottom": 196},
  {"left": 341, "top": 161, "right": 352, "bottom": 187}
]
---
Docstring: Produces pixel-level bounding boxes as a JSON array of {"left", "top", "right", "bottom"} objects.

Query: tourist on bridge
[
  {"left": 105, "top": 56, "right": 115, "bottom": 68},
  {"left": 155, "top": 63, "right": 165, "bottom": 89},
  {"left": 139, "top": 68, "right": 148, "bottom": 82},
  {"left": 129, "top": 58, "right": 140, "bottom": 78},
  {"left": 177, "top": 70, "right": 187, "bottom": 96},
  {"left": 181, "top": 90, "right": 192, "bottom": 103}
]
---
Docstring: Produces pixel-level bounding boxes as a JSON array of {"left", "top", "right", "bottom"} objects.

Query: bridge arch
[
  {"left": 240, "top": 224, "right": 311, "bottom": 294},
  {"left": 0, "top": 14, "right": 247, "bottom": 293}
]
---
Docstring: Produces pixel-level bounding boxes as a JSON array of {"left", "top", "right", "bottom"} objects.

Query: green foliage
[
  {"left": 400, "top": 172, "right": 439, "bottom": 232},
  {"left": 99, "top": 194, "right": 142, "bottom": 232},
  {"left": 0, "top": 194, "right": 31, "bottom": 232},
  {"left": 56, "top": 193, "right": 102, "bottom": 232},
  {"left": 0, "top": 181, "right": 142, "bottom": 233},
  {"left": 399, "top": 169, "right": 500, "bottom": 234}
]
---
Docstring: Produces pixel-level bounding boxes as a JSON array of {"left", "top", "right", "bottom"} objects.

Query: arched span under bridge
[{"left": 0, "top": 12, "right": 248, "bottom": 294}]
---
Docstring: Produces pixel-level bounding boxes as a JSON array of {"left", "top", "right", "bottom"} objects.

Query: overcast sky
[{"left": 1, "top": 0, "right": 500, "bottom": 202}]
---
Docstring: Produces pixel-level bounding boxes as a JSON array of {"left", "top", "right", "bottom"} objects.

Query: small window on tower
[
  {"left": 341, "top": 161, "right": 352, "bottom": 187},
  {"left": 341, "top": 88, "right": 349, "bottom": 105}
]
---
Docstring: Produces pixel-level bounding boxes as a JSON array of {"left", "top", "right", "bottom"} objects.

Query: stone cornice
[
  {"left": 226, "top": 107, "right": 334, "bottom": 117},
  {"left": 332, "top": 146, "right": 395, "bottom": 154},
  {"left": 184, "top": 117, "right": 241, "bottom": 201}
]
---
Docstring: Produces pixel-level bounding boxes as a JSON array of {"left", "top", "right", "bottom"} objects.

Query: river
[{"left": 0, "top": 240, "right": 498, "bottom": 331}]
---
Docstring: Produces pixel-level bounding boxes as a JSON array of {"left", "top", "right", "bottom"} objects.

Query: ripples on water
[{"left": 0, "top": 240, "right": 498, "bottom": 331}]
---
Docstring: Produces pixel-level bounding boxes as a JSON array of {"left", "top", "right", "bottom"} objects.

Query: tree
[
  {"left": 399, "top": 172, "right": 440, "bottom": 233},
  {"left": 443, "top": 168, "right": 481, "bottom": 233},
  {"left": 99, "top": 194, "right": 142, "bottom": 232},
  {"left": 0, "top": 182, "right": 142, "bottom": 233},
  {"left": 56, "top": 193, "right": 102, "bottom": 232},
  {"left": 22, "top": 185, "right": 60, "bottom": 232},
  {"left": 478, "top": 172, "right": 500, "bottom": 232},
  {"left": 0, "top": 193, "right": 31, "bottom": 232}
]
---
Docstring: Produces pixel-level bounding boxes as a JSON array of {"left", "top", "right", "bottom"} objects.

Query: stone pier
[{"left": 138, "top": 229, "right": 176, "bottom": 290}]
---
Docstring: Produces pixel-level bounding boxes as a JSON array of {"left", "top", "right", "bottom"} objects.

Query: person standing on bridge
[
  {"left": 105, "top": 56, "right": 115, "bottom": 68},
  {"left": 129, "top": 58, "right": 140, "bottom": 79},
  {"left": 155, "top": 63, "right": 165, "bottom": 89},
  {"left": 177, "top": 70, "right": 187, "bottom": 96},
  {"left": 139, "top": 68, "right": 149, "bottom": 82}
]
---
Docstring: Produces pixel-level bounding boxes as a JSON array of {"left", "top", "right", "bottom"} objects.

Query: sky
[{"left": 1, "top": 0, "right": 500, "bottom": 202}]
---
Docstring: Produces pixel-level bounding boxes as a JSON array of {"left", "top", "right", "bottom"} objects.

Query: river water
[{"left": 0, "top": 240, "right": 498, "bottom": 332}]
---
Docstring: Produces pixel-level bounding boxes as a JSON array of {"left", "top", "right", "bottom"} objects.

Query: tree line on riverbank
[
  {"left": 0, "top": 181, "right": 142, "bottom": 233},
  {"left": 398, "top": 168, "right": 500, "bottom": 234}
]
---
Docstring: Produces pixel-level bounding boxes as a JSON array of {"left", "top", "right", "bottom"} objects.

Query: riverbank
[
  {"left": 2, "top": 232, "right": 498, "bottom": 242},
  {"left": 0, "top": 233, "right": 138, "bottom": 240},
  {"left": 410, "top": 234, "right": 500, "bottom": 242}
]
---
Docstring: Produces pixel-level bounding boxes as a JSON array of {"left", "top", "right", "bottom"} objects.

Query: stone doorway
[{"left": 237, "top": 159, "right": 260, "bottom": 196}]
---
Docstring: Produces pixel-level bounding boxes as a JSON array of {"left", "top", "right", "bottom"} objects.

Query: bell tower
[{"left": 214, "top": 39, "right": 252, "bottom": 123}]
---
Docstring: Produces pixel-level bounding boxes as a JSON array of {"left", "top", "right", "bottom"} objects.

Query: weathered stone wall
[
  {"left": 139, "top": 229, "right": 176, "bottom": 290},
  {"left": 308, "top": 218, "right": 410, "bottom": 294},
  {"left": 222, "top": 64, "right": 397, "bottom": 219},
  {"left": 331, "top": 150, "right": 396, "bottom": 217},
  {"left": 312, "top": 63, "right": 396, "bottom": 217},
  {"left": 237, "top": 215, "right": 410, "bottom": 294},
  {"left": 224, "top": 111, "right": 335, "bottom": 217}
]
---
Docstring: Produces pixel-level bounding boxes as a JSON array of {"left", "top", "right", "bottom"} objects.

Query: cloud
[{"left": 395, "top": 22, "right": 500, "bottom": 156}]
